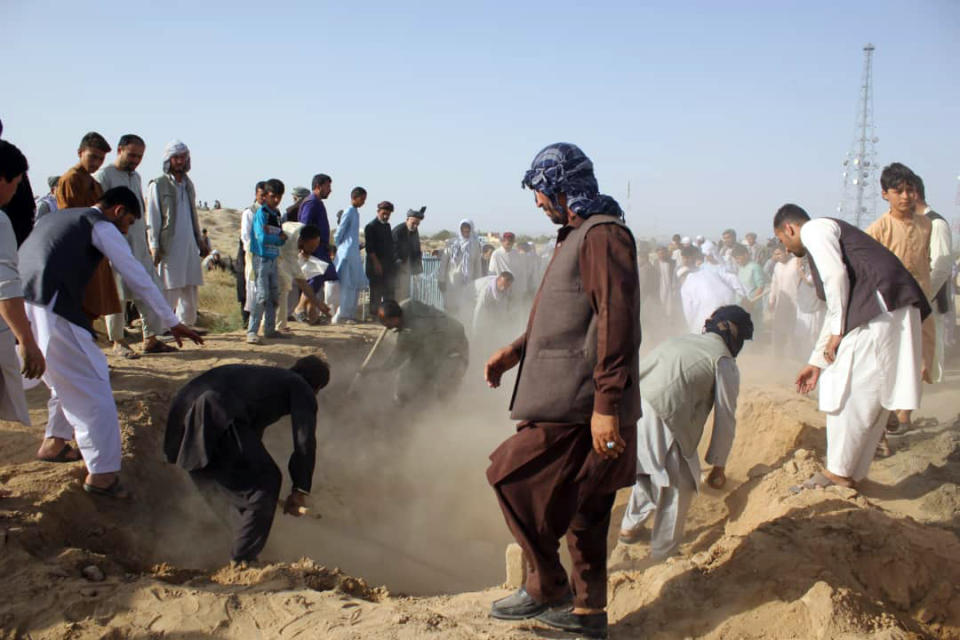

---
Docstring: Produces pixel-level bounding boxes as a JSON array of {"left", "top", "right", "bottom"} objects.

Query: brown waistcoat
[{"left": 509, "top": 215, "right": 641, "bottom": 424}]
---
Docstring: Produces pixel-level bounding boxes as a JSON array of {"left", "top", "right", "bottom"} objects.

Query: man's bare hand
[
  {"left": 823, "top": 334, "right": 842, "bottom": 364},
  {"left": 169, "top": 323, "right": 204, "bottom": 347},
  {"left": 591, "top": 412, "right": 625, "bottom": 459},
  {"left": 706, "top": 466, "right": 726, "bottom": 489},
  {"left": 283, "top": 491, "right": 307, "bottom": 516},
  {"left": 795, "top": 365, "right": 821, "bottom": 394},
  {"left": 18, "top": 339, "right": 45, "bottom": 379},
  {"left": 484, "top": 346, "right": 520, "bottom": 388}
]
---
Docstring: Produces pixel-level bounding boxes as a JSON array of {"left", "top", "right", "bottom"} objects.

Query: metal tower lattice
[{"left": 837, "top": 43, "right": 879, "bottom": 228}]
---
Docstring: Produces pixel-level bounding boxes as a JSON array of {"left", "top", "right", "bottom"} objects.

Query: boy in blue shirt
[{"left": 247, "top": 179, "right": 287, "bottom": 344}]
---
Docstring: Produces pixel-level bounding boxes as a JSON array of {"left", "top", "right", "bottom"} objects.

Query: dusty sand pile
[{"left": 1, "top": 216, "right": 959, "bottom": 637}]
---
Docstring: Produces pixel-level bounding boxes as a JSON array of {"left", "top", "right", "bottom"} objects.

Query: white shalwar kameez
[
  {"left": 927, "top": 209, "right": 953, "bottom": 383},
  {"left": 147, "top": 179, "right": 203, "bottom": 325},
  {"left": 621, "top": 358, "right": 739, "bottom": 559},
  {"left": 802, "top": 219, "right": 922, "bottom": 482},
  {"left": 240, "top": 205, "right": 256, "bottom": 314},
  {"left": 0, "top": 210, "right": 29, "bottom": 424},
  {"left": 26, "top": 220, "right": 179, "bottom": 475},
  {"left": 680, "top": 268, "right": 739, "bottom": 334}
]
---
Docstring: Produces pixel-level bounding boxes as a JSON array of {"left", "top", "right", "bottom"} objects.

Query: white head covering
[
  {"left": 681, "top": 236, "right": 692, "bottom": 246},
  {"left": 449, "top": 218, "right": 479, "bottom": 282},
  {"left": 162, "top": 139, "right": 191, "bottom": 174}
]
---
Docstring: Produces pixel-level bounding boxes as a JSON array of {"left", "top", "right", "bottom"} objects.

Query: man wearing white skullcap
[{"left": 146, "top": 140, "right": 208, "bottom": 326}]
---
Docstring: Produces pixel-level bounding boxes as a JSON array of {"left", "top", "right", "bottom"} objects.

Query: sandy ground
[{"left": 1, "top": 210, "right": 958, "bottom": 638}]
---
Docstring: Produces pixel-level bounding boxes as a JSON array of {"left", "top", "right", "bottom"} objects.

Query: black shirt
[
  {"left": 164, "top": 365, "right": 318, "bottom": 492},
  {"left": 364, "top": 218, "right": 396, "bottom": 278}
]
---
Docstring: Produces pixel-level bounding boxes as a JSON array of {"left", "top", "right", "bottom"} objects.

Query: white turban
[{"left": 162, "top": 139, "right": 191, "bottom": 174}]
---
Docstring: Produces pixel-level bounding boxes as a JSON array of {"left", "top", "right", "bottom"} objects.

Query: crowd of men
[{"left": 0, "top": 124, "right": 955, "bottom": 639}]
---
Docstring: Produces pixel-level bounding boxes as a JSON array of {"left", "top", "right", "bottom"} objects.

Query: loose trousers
[
  {"left": 25, "top": 302, "right": 122, "bottom": 474},
  {"left": 190, "top": 424, "right": 282, "bottom": 562},
  {"left": 488, "top": 421, "right": 637, "bottom": 610},
  {"left": 247, "top": 256, "right": 279, "bottom": 336},
  {"left": 368, "top": 274, "right": 395, "bottom": 316},
  {"left": 164, "top": 286, "right": 198, "bottom": 326}
]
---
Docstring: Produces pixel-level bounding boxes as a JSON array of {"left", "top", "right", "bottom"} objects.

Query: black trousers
[
  {"left": 368, "top": 272, "right": 396, "bottom": 316},
  {"left": 191, "top": 427, "right": 282, "bottom": 562}
]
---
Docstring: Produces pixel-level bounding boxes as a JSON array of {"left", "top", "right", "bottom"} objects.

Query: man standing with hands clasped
[{"left": 485, "top": 143, "right": 640, "bottom": 640}]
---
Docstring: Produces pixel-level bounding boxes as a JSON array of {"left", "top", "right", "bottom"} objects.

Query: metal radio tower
[{"left": 837, "top": 43, "right": 879, "bottom": 228}]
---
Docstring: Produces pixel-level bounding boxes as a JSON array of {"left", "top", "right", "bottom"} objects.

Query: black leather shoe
[
  {"left": 536, "top": 606, "right": 608, "bottom": 638},
  {"left": 490, "top": 587, "right": 571, "bottom": 620}
]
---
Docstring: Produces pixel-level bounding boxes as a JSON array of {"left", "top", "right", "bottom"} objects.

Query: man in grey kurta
[
  {"left": 95, "top": 134, "right": 172, "bottom": 356},
  {"left": 368, "top": 298, "right": 469, "bottom": 405},
  {"left": 146, "top": 140, "right": 206, "bottom": 327},
  {"left": 618, "top": 305, "right": 753, "bottom": 560}
]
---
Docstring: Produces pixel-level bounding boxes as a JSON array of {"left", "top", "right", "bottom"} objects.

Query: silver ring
[{"left": 605, "top": 441, "right": 616, "bottom": 450}]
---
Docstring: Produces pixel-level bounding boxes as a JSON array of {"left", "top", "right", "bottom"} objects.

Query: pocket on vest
[{"left": 537, "top": 347, "right": 585, "bottom": 359}]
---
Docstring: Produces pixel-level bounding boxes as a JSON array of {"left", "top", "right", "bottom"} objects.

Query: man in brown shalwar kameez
[
  {"left": 56, "top": 132, "right": 121, "bottom": 321},
  {"left": 484, "top": 143, "right": 640, "bottom": 640}
]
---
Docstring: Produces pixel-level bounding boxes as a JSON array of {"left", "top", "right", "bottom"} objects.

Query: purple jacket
[{"left": 298, "top": 193, "right": 337, "bottom": 282}]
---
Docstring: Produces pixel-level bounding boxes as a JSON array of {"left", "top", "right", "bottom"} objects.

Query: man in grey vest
[
  {"left": 146, "top": 140, "right": 208, "bottom": 328},
  {"left": 773, "top": 204, "right": 929, "bottom": 492},
  {"left": 20, "top": 187, "right": 203, "bottom": 498},
  {"left": 618, "top": 305, "right": 753, "bottom": 559},
  {"left": 484, "top": 143, "right": 640, "bottom": 640}
]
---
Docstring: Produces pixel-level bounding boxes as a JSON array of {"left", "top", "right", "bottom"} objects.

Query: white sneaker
[{"left": 246, "top": 334, "right": 263, "bottom": 345}]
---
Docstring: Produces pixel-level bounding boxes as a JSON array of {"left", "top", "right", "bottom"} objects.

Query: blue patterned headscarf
[{"left": 521, "top": 142, "right": 623, "bottom": 220}]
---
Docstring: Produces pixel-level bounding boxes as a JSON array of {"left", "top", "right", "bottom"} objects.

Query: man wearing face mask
[
  {"left": 164, "top": 355, "right": 329, "bottom": 565},
  {"left": 617, "top": 305, "right": 752, "bottom": 560}
]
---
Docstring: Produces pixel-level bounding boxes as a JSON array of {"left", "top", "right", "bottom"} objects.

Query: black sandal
[
  {"left": 37, "top": 444, "right": 82, "bottom": 464},
  {"left": 83, "top": 477, "right": 131, "bottom": 499}
]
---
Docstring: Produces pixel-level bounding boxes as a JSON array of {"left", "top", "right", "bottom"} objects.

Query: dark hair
[
  {"left": 117, "top": 134, "right": 145, "bottom": 148},
  {"left": 672, "top": 234, "right": 682, "bottom": 242},
  {"left": 722, "top": 228, "right": 737, "bottom": 239},
  {"left": 880, "top": 162, "right": 917, "bottom": 192},
  {"left": 290, "top": 355, "right": 330, "bottom": 391},
  {"left": 351, "top": 186, "right": 367, "bottom": 199},
  {"left": 264, "top": 178, "right": 285, "bottom": 196},
  {"left": 98, "top": 186, "right": 142, "bottom": 219},
  {"left": 498, "top": 271, "right": 515, "bottom": 282},
  {"left": 299, "top": 224, "right": 322, "bottom": 240},
  {"left": 680, "top": 245, "right": 701, "bottom": 259},
  {"left": 731, "top": 244, "right": 749, "bottom": 258},
  {"left": 377, "top": 201, "right": 394, "bottom": 212},
  {"left": 913, "top": 174, "right": 926, "bottom": 201},
  {"left": 744, "top": 232, "right": 757, "bottom": 240},
  {"left": 773, "top": 203, "right": 811, "bottom": 230},
  {"left": 202, "top": 228, "right": 208, "bottom": 234},
  {"left": 79, "top": 131, "right": 111, "bottom": 153},
  {"left": 379, "top": 299, "right": 402, "bottom": 318},
  {"left": 0, "top": 140, "right": 29, "bottom": 181},
  {"left": 255, "top": 180, "right": 266, "bottom": 192},
  {"left": 311, "top": 173, "right": 331, "bottom": 190}
]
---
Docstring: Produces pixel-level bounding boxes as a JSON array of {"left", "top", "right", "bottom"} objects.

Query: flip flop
[
  {"left": 83, "top": 477, "right": 131, "bottom": 500},
  {"left": 37, "top": 444, "right": 82, "bottom": 464},
  {"left": 875, "top": 439, "right": 893, "bottom": 458},
  {"left": 789, "top": 471, "right": 835, "bottom": 495},
  {"left": 113, "top": 345, "right": 141, "bottom": 360},
  {"left": 143, "top": 340, "right": 178, "bottom": 354}
]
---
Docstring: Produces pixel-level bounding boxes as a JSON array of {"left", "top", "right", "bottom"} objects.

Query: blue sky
[{"left": 3, "top": 0, "right": 958, "bottom": 239}]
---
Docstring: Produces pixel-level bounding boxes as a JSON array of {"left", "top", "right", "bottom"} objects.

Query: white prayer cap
[{"left": 681, "top": 236, "right": 691, "bottom": 245}]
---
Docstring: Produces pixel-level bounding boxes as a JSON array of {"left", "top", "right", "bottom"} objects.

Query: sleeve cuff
[{"left": 593, "top": 392, "right": 620, "bottom": 417}]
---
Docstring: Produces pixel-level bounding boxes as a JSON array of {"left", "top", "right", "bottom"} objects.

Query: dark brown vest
[
  {"left": 926, "top": 210, "right": 951, "bottom": 314},
  {"left": 509, "top": 215, "right": 641, "bottom": 424},
  {"left": 807, "top": 218, "right": 931, "bottom": 335}
]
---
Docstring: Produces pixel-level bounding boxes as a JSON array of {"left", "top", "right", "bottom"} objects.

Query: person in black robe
[
  {"left": 164, "top": 355, "right": 330, "bottom": 564},
  {"left": 364, "top": 202, "right": 397, "bottom": 315},
  {"left": 0, "top": 121, "right": 35, "bottom": 246}
]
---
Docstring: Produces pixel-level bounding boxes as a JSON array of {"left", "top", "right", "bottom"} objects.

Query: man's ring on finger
[{"left": 605, "top": 441, "right": 616, "bottom": 450}]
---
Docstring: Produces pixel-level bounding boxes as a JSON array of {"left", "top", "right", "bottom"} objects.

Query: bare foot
[{"left": 822, "top": 469, "right": 855, "bottom": 488}]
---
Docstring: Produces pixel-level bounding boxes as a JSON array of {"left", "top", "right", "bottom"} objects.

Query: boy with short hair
[{"left": 247, "top": 179, "right": 287, "bottom": 344}]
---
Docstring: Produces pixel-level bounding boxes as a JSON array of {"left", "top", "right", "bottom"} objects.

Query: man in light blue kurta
[{"left": 332, "top": 188, "right": 368, "bottom": 323}]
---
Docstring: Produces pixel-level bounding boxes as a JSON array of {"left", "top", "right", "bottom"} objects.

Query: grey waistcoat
[
  {"left": 19, "top": 208, "right": 108, "bottom": 335},
  {"left": 637, "top": 332, "right": 730, "bottom": 457},
  {"left": 150, "top": 174, "right": 202, "bottom": 259},
  {"left": 509, "top": 214, "right": 641, "bottom": 424}
]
